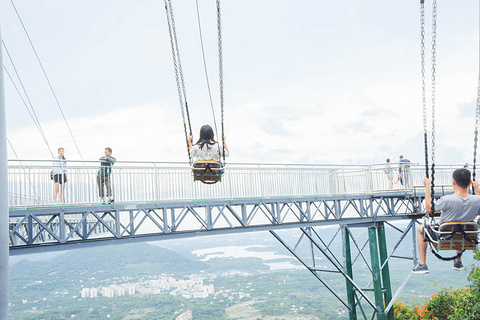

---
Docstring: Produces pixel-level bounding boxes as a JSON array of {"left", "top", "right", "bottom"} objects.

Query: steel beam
[
  {"left": 368, "top": 227, "right": 384, "bottom": 318},
  {"left": 377, "top": 223, "right": 393, "bottom": 320},
  {"left": 271, "top": 220, "right": 417, "bottom": 320},
  {"left": 343, "top": 226, "right": 356, "bottom": 320},
  {"left": 9, "top": 195, "right": 425, "bottom": 253}
]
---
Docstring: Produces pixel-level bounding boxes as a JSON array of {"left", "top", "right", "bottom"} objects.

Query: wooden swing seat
[{"left": 192, "top": 160, "right": 223, "bottom": 184}]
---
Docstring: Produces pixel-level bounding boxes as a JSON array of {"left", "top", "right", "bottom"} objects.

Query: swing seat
[
  {"left": 426, "top": 221, "right": 479, "bottom": 251},
  {"left": 192, "top": 160, "right": 223, "bottom": 184}
]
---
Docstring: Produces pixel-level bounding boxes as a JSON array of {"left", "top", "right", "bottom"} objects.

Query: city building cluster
[{"left": 81, "top": 274, "right": 214, "bottom": 299}]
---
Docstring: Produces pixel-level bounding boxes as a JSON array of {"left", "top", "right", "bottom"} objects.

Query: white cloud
[{"left": 2, "top": 0, "right": 480, "bottom": 167}]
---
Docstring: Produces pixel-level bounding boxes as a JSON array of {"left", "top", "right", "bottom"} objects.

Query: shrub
[{"left": 393, "top": 250, "right": 480, "bottom": 320}]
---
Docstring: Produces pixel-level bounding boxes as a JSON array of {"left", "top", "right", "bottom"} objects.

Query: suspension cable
[
  {"left": 216, "top": 0, "right": 226, "bottom": 164},
  {"left": 3, "top": 65, "right": 53, "bottom": 157},
  {"left": 2, "top": 40, "right": 54, "bottom": 157},
  {"left": 430, "top": 0, "right": 438, "bottom": 216},
  {"left": 2, "top": 41, "right": 51, "bottom": 151},
  {"left": 473, "top": 1, "right": 480, "bottom": 194},
  {"left": 9, "top": 0, "right": 85, "bottom": 161},
  {"left": 194, "top": 0, "right": 222, "bottom": 161},
  {"left": 164, "top": 0, "right": 193, "bottom": 163},
  {"left": 7, "top": 137, "right": 40, "bottom": 200}
]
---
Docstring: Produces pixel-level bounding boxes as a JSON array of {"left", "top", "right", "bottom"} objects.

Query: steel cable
[
  {"left": 164, "top": 0, "right": 192, "bottom": 163},
  {"left": 194, "top": 0, "right": 222, "bottom": 162},
  {"left": 10, "top": 0, "right": 85, "bottom": 161}
]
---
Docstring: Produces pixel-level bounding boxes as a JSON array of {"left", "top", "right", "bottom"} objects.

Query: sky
[{"left": 1, "top": 0, "right": 479, "bottom": 165}]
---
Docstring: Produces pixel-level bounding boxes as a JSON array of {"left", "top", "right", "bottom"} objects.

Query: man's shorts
[{"left": 423, "top": 225, "right": 439, "bottom": 242}]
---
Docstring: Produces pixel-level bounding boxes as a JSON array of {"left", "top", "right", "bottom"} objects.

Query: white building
[
  {"left": 193, "top": 292, "right": 208, "bottom": 299},
  {"left": 100, "top": 287, "right": 114, "bottom": 298},
  {"left": 81, "top": 288, "right": 90, "bottom": 298},
  {"left": 206, "top": 284, "right": 215, "bottom": 295}
]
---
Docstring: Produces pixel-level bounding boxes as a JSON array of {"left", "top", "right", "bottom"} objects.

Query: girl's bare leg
[
  {"left": 59, "top": 183, "right": 65, "bottom": 203},
  {"left": 53, "top": 182, "right": 59, "bottom": 203}
]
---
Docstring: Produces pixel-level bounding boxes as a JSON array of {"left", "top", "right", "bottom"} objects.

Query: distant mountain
[
  {"left": 10, "top": 240, "right": 273, "bottom": 283},
  {"left": 10, "top": 242, "right": 211, "bottom": 281}
]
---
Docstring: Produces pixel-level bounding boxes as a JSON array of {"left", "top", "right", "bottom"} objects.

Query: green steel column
[
  {"left": 344, "top": 227, "right": 357, "bottom": 320},
  {"left": 378, "top": 223, "right": 394, "bottom": 320},
  {"left": 368, "top": 227, "right": 385, "bottom": 320}
]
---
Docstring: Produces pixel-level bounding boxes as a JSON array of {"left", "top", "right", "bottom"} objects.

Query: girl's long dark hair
[
  {"left": 195, "top": 125, "right": 216, "bottom": 150},
  {"left": 58, "top": 147, "right": 66, "bottom": 160}
]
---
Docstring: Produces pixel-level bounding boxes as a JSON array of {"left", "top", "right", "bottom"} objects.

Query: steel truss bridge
[{"left": 8, "top": 161, "right": 464, "bottom": 320}]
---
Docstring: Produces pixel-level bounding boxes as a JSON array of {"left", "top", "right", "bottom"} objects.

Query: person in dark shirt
[
  {"left": 399, "top": 155, "right": 418, "bottom": 188},
  {"left": 97, "top": 147, "right": 116, "bottom": 204}
]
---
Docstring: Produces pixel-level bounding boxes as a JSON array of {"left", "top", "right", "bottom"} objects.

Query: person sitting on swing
[
  {"left": 188, "top": 124, "right": 229, "bottom": 162},
  {"left": 413, "top": 168, "right": 480, "bottom": 273}
]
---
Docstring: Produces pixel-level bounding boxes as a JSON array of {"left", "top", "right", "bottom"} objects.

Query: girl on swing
[{"left": 188, "top": 124, "right": 229, "bottom": 161}]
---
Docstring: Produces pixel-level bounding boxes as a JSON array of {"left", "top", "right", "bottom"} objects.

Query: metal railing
[{"left": 7, "top": 160, "right": 461, "bottom": 208}]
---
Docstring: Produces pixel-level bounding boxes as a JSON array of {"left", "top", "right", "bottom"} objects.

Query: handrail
[{"left": 7, "top": 161, "right": 460, "bottom": 208}]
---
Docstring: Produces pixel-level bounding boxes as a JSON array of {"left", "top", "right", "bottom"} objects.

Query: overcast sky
[{"left": 1, "top": 0, "right": 479, "bottom": 165}]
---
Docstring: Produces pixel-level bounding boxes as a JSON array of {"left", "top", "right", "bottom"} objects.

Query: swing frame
[{"left": 424, "top": 220, "right": 480, "bottom": 251}]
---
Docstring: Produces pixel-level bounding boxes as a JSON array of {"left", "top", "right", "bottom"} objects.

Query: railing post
[
  {"left": 367, "top": 165, "right": 374, "bottom": 193},
  {"left": 0, "top": 25, "right": 9, "bottom": 319}
]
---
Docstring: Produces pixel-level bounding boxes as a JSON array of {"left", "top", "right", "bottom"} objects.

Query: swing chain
[
  {"left": 473, "top": 2, "right": 480, "bottom": 193},
  {"left": 473, "top": 91, "right": 479, "bottom": 191},
  {"left": 165, "top": 0, "right": 193, "bottom": 164},
  {"left": 430, "top": 0, "right": 437, "bottom": 215},
  {"left": 420, "top": 0, "right": 429, "bottom": 179},
  {"left": 216, "top": 0, "right": 226, "bottom": 164}
]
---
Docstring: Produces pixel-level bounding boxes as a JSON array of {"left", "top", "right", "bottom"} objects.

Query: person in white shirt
[
  {"left": 52, "top": 147, "right": 67, "bottom": 203},
  {"left": 188, "top": 125, "right": 229, "bottom": 162}
]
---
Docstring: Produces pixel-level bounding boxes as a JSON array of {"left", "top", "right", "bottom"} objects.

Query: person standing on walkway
[
  {"left": 52, "top": 147, "right": 67, "bottom": 203},
  {"left": 385, "top": 158, "right": 396, "bottom": 190},
  {"left": 399, "top": 155, "right": 418, "bottom": 189},
  {"left": 97, "top": 147, "right": 116, "bottom": 204}
]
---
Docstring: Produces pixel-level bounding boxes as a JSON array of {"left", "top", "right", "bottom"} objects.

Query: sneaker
[
  {"left": 412, "top": 263, "right": 429, "bottom": 274},
  {"left": 101, "top": 199, "right": 106, "bottom": 204},
  {"left": 453, "top": 261, "right": 464, "bottom": 271},
  {"left": 108, "top": 199, "right": 115, "bottom": 204}
]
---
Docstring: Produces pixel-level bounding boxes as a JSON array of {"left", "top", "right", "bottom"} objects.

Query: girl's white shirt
[
  {"left": 191, "top": 143, "right": 228, "bottom": 162},
  {"left": 52, "top": 157, "right": 67, "bottom": 174}
]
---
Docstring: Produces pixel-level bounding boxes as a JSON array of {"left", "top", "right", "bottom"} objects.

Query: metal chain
[
  {"left": 420, "top": 0, "right": 429, "bottom": 180},
  {"left": 473, "top": 2, "right": 480, "bottom": 194},
  {"left": 164, "top": 0, "right": 192, "bottom": 163},
  {"left": 217, "top": 0, "right": 226, "bottom": 164},
  {"left": 430, "top": 0, "right": 437, "bottom": 215},
  {"left": 167, "top": 0, "right": 191, "bottom": 134},
  {"left": 168, "top": 0, "right": 192, "bottom": 137},
  {"left": 194, "top": 0, "right": 222, "bottom": 163}
]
